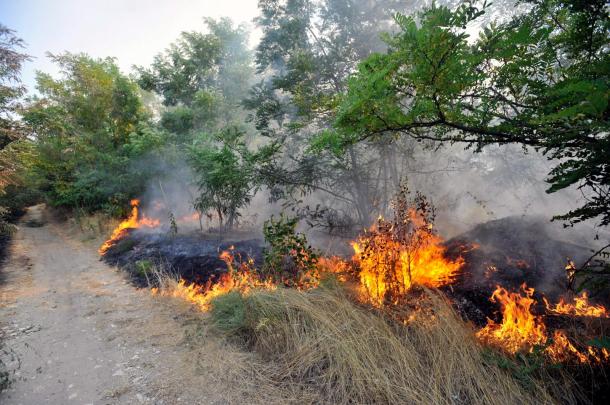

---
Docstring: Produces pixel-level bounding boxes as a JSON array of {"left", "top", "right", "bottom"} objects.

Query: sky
[{"left": 0, "top": 0, "right": 262, "bottom": 94}]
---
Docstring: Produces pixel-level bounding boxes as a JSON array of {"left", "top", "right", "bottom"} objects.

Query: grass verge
[{"left": 210, "top": 285, "right": 576, "bottom": 404}]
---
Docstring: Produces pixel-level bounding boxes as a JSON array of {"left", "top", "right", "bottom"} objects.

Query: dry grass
[
  {"left": 149, "top": 275, "right": 322, "bottom": 404},
  {"left": 68, "top": 210, "right": 116, "bottom": 242},
  {"left": 210, "top": 285, "right": 574, "bottom": 405}
]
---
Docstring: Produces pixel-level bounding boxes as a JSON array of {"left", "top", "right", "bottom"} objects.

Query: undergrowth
[{"left": 210, "top": 285, "right": 575, "bottom": 405}]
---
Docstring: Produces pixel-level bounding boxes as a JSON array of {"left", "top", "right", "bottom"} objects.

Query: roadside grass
[
  {"left": 209, "top": 285, "right": 577, "bottom": 405},
  {"left": 69, "top": 210, "right": 116, "bottom": 242}
]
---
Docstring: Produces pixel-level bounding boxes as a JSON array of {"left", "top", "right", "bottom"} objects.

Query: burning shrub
[
  {"left": 352, "top": 184, "right": 464, "bottom": 306},
  {"left": 262, "top": 214, "right": 319, "bottom": 289}
]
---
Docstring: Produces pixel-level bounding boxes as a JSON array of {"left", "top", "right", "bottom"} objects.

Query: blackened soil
[
  {"left": 101, "top": 230, "right": 264, "bottom": 287},
  {"left": 442, "top": 216, "right": 601, "bottom": 326}
]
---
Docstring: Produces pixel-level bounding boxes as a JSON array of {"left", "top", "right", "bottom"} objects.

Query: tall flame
[
  {"left": 352, "top": 210, "right": 464, "bottom": 306},
  {"left": 98, "top": 199, "right": 160, "bottom": 254},
  {"left": 476, "top": 284, "right": 547, "bottom": 353}
]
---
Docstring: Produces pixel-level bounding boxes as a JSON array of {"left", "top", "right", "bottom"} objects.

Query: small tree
[{"left": 189, "top": 127, "right": 258, "bottom": 232}]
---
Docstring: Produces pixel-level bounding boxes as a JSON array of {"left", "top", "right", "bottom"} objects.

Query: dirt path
[{"left": 0, "top": 206, "right": 270, "bottom": 404}]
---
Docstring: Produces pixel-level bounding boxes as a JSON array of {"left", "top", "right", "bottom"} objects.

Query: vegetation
[
  {"left": 1, "top": 1, "right": 609, "bottom": 402},
  {"left": 262, "top": 214, "right": 319, "bottom": 288},
  {"left": 331, "top": 0, "right": 610, "bottom": 227},
  {"left": 3, "top": 0, "right": 607, "bottom": 234},
  {"left": 210, "top": 286, "right": 571, "bottom": 404},
  {"left": 20, "top": 53, "right": 163, "bottom": 214}
]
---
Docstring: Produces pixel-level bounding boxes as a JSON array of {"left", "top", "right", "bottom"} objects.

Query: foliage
[
  {"left": 262, "top": 214, "right": 319, "bottom": 288},
  {"left": 333, "top": 0, "right": 610, "bottom": 227},
  {"left": 0, "top": 24, "right": 31, "bottom": 214},
  {"left": 247, "top": 0, "right": 421, "bottom": 227},
  {"left": 188, "top": 127, "right": 262, "bottom": 231},
  {"left": 21, "top": 53, "right": 164, "bottom": 214},
  {"left": 137, "top": 18, "right": 253, "bottom": 137},
  {"left": 0, "top": 24, "right": 30, "bottom": 149}
]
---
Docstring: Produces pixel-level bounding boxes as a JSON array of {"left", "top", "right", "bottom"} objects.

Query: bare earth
[{"left": 0, "top": 206, "right": 272, "bottom": 405}]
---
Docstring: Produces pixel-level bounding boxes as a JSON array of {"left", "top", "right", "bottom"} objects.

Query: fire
[
  {"left": 99, "top": 199, "right": 160, "bottom": 254},
  {"left": 477, "top": 284, "right": 609, "bottom": 363},
  {"left": 546, "top": 330, "right": 588, "bottom": 363},
  {"left": 152, "top": 249, "right": 275, "bottom": 311},
  {"left": 352, "top": 210, "right": 464, "bottom": 306},
  {"left": 178, "top": 213, "right": 200, "bottom": 223},
  {"left": 476, "top": 284, "right": 547, "bottom": 354},
  {"left": 544, "top": 292, "right": 608, "bottom": 318}
]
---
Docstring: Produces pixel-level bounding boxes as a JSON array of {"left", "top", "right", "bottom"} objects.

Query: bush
[{"left": 262, "top": 215, "right": 319, "bottom": 288}]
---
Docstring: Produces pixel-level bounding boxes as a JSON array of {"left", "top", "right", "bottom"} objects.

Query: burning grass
[
  {"left": 150, "top": 248, "right": 275, "bottom": 311},
  {"left": 544, "top": 292, "right": 609, "bottom": 318},
  {"left": 209, "top": 286, "right": 567, "bottom": 404},
  {"left": 98, "top": 199, "right": 160, "bottom": 254},
  {"left": 477, "top": 284, "right": 610, "bottom": 364}
]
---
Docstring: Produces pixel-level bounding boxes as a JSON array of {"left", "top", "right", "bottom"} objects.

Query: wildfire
[
  {"left": 98, "top": 199, "right": 160, "bottom": 254},
  {"left": 152, "top": 249, "right": 275, "bottom": 311},
  {"left": 476, "top": 284, "right": 547, "bottom": 354},
  {"left": 352, "top": 210, "right": 464, "bottom": 306},
  {"left": 477, "top": 284, "right": 609, "bottom": 363},
  {"left": 544, "top": 292, "right": 609, "bottom": 318},
  {"left": 178, "top": 213, "right": 200, "bottom": 222}
]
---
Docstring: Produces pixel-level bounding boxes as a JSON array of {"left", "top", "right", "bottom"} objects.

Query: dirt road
[{"left": 0, "top": 206, "right": 270, "bottom": 404}]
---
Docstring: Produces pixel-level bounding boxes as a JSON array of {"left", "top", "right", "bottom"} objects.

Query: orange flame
[
  {"left": 352, "top": 210, "right": 464, "bottom": 306},
  {"left": 544, "top": 292, "right": 608, "bottom": 318},
  {"left": 476, "top": 284, "right": 547, "bottom": 354},
  {"left": 477, "top": 284, "right": 609, "bottom": 363},
  {"left": 98, "top": 199, "right": 160, "bottom": 254},
  {"left": 152, "top": 249, "right": 275, "bottom": 311},
  {"left": 178, "top": 213, "right": 200, "bottom": 223}
]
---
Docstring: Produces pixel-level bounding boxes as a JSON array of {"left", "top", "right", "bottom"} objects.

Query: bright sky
[{"left": 0, "top": 0, "right": 262, "bottom": 94}]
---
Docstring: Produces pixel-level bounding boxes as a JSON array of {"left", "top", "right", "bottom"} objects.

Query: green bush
[{"left": 262, "top": 214, "right": 319, "bottom": 288}]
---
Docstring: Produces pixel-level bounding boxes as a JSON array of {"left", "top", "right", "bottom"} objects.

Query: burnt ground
[
  {"left": 0, "top": 205, "right": 294, "bottom": 404},
  {"left": 444, "top": 216, "right": 601, "bottom": 326},
  {"left": 101, "top": 230, "right": 264, "bottom": 287}
]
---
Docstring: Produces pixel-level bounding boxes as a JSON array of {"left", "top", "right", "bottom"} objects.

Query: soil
[{"left": 0, "top": 205, "right": 278, "bottom": 404}]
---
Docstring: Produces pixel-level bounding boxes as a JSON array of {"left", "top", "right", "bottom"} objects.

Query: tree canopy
[
  {"left": 330, "top": 0, "right": 609, "bottom": 226},
  {"left": 21, "top": 53, "right": 162, "bottom": 213}
]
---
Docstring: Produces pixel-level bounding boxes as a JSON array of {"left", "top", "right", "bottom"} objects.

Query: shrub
[{"left": 262, "top": 214, "right": 319, "bottom": 288}]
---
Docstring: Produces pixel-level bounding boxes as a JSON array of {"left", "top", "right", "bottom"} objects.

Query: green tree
[
  {"left": 137, "top": 18, "right": 253, "bottom": 138},
  {"left": 0, "top": 24, "right": 30, "bottom": 191},
  {"left": 333, "top": 0, "right": 609, "bottom": 227},
  {"left": 247, "top": 0, "right": 421, "bottom": 227},
  {"left": 188, "top": 126, "right": 272, "bottom": 231},
  {"left": 22, "top": 53, "right": 162, "bottom": 213}
]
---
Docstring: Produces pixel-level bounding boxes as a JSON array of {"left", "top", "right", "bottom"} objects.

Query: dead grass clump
[{"left": 211, "top": 286, "right": 565, "bottom": 405}]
